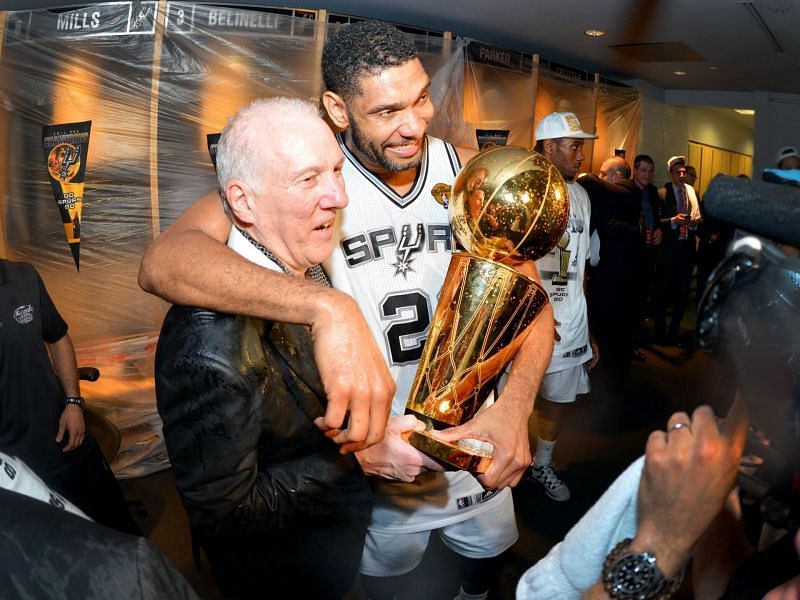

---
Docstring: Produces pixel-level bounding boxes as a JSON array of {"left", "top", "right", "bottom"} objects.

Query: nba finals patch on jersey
[{"left": 432, "top": 183, "right": 452, "bottom": 208}]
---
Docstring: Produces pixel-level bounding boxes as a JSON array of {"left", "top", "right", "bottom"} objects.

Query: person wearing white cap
[
  {"left": 776, "top": 146, "right": 800, "bottom": 170},
  {"left": 528, "top": 112, "right": 600, "bottom": 502},
  {"left": 654, "top": 155, "right": 702, "bottom": 347}
]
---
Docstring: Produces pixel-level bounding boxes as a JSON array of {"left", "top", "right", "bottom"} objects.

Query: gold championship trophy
[{"left": 406, "top": 146, "right": 570, "bottom": 472}]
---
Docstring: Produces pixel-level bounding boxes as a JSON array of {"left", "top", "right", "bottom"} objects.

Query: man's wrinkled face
[
  {"left": 251, "top": 115, "right": 348, "bottom": 276},
  {"left": 345, "top": 59, "right": 435, "bottom": 174}
]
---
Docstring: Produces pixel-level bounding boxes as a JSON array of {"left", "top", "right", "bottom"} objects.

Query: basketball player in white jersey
[
  {"left": 529, "top": 112, "right": 600, "bottom": 503},
  {"left": 139, "top": 21, "right": 554, "bottom": 599}
]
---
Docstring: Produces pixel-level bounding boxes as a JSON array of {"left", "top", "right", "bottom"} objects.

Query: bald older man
[
  {"left": 578, "top": 156, "right": 642, "bottom": 392},
  {"left": 155, "top": 98, "right": 373, "bottom": 599}
]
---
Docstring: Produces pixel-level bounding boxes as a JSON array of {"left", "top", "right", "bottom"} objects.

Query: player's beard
[
  {"left": 348, "top": 112, "right": 423, "bottom": 174},
  {"left": 553, "top": 155, "right": 577, "bottom": 182}
]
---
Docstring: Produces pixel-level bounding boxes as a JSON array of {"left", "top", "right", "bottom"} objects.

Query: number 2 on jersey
[{"left": 381, "top": 291, "right": 432, "bottom": 365}]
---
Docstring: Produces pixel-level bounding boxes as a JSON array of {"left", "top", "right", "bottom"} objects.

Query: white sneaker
[{"left": 530, "top": 462, "right": 571, "bottom": 501}]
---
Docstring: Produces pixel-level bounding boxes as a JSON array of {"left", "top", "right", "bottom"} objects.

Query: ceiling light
[
  {"left": 584, "top": 29, "right": 605, "bottom": 37},
  {"left": 708, "top": 66, "right": 719, "bottom": 70},
  {"left": 735, "top": 109, "right": 755, "bottom": 115},
  {"left": 673, "top": 71, "right": 687, "bottom": 76}
]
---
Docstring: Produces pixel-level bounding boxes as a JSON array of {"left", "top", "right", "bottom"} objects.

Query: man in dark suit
[
  {"left": 630, "top": 154, "right": 663, "bottom": 357},
  {"left": 654, "top": 155, "right": 702, "bottom": 346},
  {"left": 579, "top": 156, "right": 641, "bottom": 391}
]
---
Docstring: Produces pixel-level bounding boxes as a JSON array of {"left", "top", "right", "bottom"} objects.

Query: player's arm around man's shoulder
[
  {"left": 434, "top": 259, "right": 555, "bottom": 489},
  {"left": 139, "top": 192, "right": 395, "bottom": 453}
]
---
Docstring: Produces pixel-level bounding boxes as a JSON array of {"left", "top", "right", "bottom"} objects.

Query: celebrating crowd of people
[{"left": 2, "top": 18, "right": 798, "bottom": 600}]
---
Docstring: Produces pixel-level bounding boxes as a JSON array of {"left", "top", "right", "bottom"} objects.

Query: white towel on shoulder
[{"left": 516, "top": 455, "right": 644, "bottom": 599}]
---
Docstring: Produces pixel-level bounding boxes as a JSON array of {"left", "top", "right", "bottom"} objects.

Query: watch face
[{"left": 612, "top": 552, "right": 659, "bottom": 594}]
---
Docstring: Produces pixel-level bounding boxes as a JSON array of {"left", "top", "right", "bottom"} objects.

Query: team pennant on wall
[
  {"left": 42, "top": 120, "right": 91, "bottom": 271},
  {"left": 476, "top": 129, "right": 509, "bottom": 152}
]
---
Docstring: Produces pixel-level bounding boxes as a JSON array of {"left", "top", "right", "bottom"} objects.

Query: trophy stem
[
  {"left": 406, "top": 430, "right": 493, "bottom": 473},
  {"left": 405, "top": 253, "right": 549, "bottom": 473}
]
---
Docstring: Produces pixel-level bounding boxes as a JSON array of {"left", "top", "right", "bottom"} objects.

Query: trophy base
[{"left": 408, "top": 430, "right": 492, "bottom": 473}]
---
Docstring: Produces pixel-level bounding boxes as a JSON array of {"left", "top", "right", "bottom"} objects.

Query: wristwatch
[
  {"left": 602, "top": 538, "right": 684, "bottom": 599},
  {"left": 64, "top": 396, "right": 85, "bottom": 409}
]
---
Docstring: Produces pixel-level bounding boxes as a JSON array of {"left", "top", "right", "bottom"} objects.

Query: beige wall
[
  {"left": 686, "top": 107, "right": 754, "bottom": 156},
  {"left": 636, "top": 90, "right": 689, "bottom": 186},
  {"left": 687, "top": 142, "right": 752, "bottom": 197},
  {"left": 754, "top": 92, "right": 800, "bottom": 173},
  {"left": 633, "top": 82, "right": 755, "bottom": 187}
]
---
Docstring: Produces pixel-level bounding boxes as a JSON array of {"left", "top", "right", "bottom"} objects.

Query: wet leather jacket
[{"left": 155, "top": 306, "right": 372, "bottom": 537}]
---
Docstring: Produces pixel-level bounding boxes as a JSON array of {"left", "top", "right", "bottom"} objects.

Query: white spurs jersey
[
  {"left": 535, "top": 181, "right": 593, "bottom": 373},
  {"left": 324, "top": 135, "right": 514, "bottom": 534},
  {"left": 325, "top": 135, "right": 461, "bottom": 416}
]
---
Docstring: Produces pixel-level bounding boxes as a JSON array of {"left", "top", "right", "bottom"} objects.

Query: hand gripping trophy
[{"left": 405, "top": 146, "right": 570, "bottom": 472}]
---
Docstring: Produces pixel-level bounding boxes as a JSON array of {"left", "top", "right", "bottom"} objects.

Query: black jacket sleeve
[
  {"left": 0, "top": 488, "right": 199, "bottom": 600},
  {"left": 155, "top": 307, "right": 371, "bottom": 537},
  {"left": 579, "top": 175, "right": 640, "bottom": 242}
]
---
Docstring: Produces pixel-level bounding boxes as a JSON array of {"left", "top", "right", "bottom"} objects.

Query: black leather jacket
[
  {"left": 0, "top": 488, "right": 199, "bottom": 599},
  {"left": 155, "top": 306, "right": 372, "bottom": 538}
]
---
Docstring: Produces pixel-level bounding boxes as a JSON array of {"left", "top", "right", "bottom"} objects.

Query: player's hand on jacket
[{"left": 313, "top": 293, "right": 395, "bottom": 454}]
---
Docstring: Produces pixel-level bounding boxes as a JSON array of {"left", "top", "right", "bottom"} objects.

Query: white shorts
[
  {"left": 359, "top": 487, "right": 517, "bottom": 577},
  {"left": 539, "top": 364, "right": 590, "bottom": 404}
]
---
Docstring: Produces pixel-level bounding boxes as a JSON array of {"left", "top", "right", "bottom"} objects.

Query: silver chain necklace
[{"left": 236, "top": 227, "right": 331, "bottom": 288}]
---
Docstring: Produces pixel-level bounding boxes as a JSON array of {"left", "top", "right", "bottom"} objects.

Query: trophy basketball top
[{"left": 450, "top": 146, "right": 570, "bottom": 263}]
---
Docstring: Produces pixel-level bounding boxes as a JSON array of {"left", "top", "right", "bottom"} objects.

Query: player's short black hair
[
  {"left": 634, "top": 154, "right": 654, "bottom": 169},
  {"left": 322, "top": 20, "right": 419, "bottom": 100}
]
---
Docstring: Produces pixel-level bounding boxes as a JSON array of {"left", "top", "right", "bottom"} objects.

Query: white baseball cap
[
  {"left": 777, "top": 146, "right": 800, "bottom": 166},
  {"left": 667, "top": 155, "right": 686, "bottom": 170},
  {"left": 535, "top": 112, "right": 598, "bottom": 141}
]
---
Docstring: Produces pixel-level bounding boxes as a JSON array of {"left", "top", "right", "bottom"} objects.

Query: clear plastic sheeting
[
  {"left": 0, "top": 2, "right": 642, "bottom": 478},
  {"left": 593, "top": 83, "right": 643, "bottom": 171},
  {"left": 463, "top": 40, "right": 538, "bottom": 149},
  {"left": 79, "top": 333, "right": 167, "bottom": 479},
  {"left": 533, "top": 65, "right": 642, "bottom": 173},
  {"left": 458, "top": 49, "right": 644, "bottom": 171},
  {"left": 534, "top": 68, "right": 599, "bottom": 170},
  {"left": 0, "top": 3, "right": 468, "bottom": 477}
]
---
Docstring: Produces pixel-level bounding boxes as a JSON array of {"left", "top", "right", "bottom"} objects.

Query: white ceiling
[
  {"left": 294, "top": 0, "right": 799, "bottom": 96},
  {"left": 1, "top": 0, "right": 798, "bottom": 96}
]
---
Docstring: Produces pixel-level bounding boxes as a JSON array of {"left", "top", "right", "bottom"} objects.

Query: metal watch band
[
  {"left": 602, "top": 537, "right": 684, "bottom": 600},
  {"left": 64, "top": 396, "right": 85, "bottom": 409}
]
